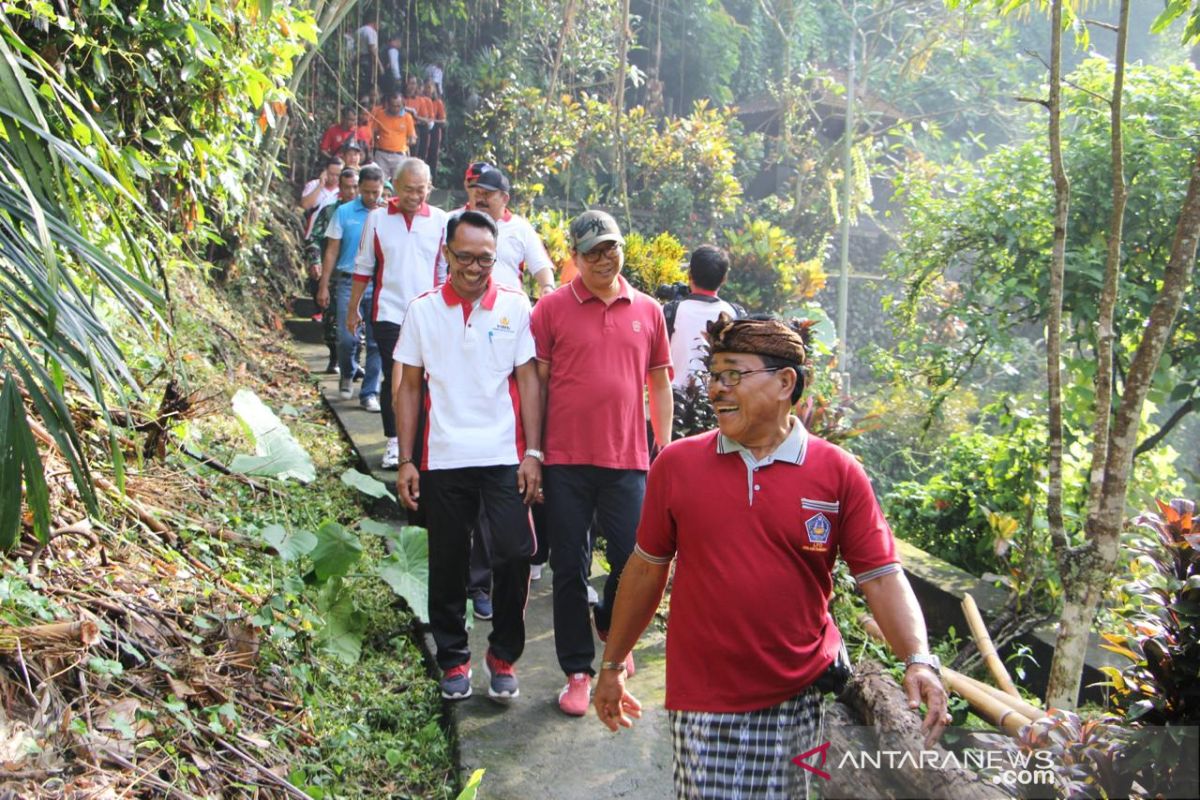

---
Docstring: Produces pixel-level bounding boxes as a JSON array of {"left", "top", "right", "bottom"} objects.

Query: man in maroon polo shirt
[
  {"left": 530, "top": 210, "right": 674, "bottom": 717},
  {"left": 592, "top": 314, "right": 951, "bottom": 798}
]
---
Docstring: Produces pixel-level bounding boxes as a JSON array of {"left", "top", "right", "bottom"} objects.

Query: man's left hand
[
  {"left": 516, "top": 457, "right": 541, "bottom": 505},
  {"left": 903, "top": 664, "right": 952, "bottom": 748}
]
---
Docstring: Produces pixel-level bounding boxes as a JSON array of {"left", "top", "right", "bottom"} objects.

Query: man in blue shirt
[{"left": 318, "top": 164, "right": 386, "bottom": 411}]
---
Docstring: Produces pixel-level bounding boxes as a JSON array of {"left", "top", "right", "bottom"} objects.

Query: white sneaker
[
  {"left": 360, "top": 394, "right": 381, "bottom": 413},
  {"left": 587, "top": 585, "right": 599, "bottom": 606},
  {"left": 530, "top": 564, "right": 543, "bottom": 581},
  {"left": 338, "top": 378, "right": 353, "bottom": 400},
  {"left": 381, "top": 438, "right": 399, "bottom": 469}
]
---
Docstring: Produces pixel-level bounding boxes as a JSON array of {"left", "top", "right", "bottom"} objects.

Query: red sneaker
[{"left": 558, "top": 672, "right": 591, "bottom": 717}]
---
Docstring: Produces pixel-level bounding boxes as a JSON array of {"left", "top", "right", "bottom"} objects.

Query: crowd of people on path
[{"left": 294, "top": 72, "right": 951, "bottom": 795}]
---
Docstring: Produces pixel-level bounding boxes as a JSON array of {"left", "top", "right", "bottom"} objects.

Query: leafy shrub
[
  {"left": 723, "top": 218, "right": 826, "bottom": 315},
  {"left": 623, "top": 231, "right": 688, "bottom": 294},
  {"left": 1102, "top": 499, "right": 1200, "bottom": 725}
]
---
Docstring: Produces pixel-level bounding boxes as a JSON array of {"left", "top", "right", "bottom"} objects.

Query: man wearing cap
[
  {"left": 394, "top": 209, "right": 542, "bottom": 704},
  {"left": 531, "top": 210, "right": 674, "bottom": 716},
  {"left": 457, "top": 163, "right": 557, "bottom": 297},
  {"left": 346, "top": 158, "right": 447, "bottom": 470},
  {"left": 338, "top": 138, "right": 365, "bottom": 170},
  {"left": 593, "top": 314, "right": 952, "bottom": 798}
]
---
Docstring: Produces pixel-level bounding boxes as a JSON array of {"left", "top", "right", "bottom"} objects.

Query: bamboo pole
[
  {"left": 0, "top": 619, "right": 101, "bottom": 653},
  {"left": 860, "top": 614, "right": 1043, "bottom": 734},
  {"left": 961, "top": 592, "right": 1020, "bottom": 696}
]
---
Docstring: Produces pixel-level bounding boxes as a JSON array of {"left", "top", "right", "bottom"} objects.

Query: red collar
[
  {"left": 388, "top": 199, "right": 431, "bottom": 217},
  {"left": 441, "top": 277, "right": 498, "bottom": 311},
  {"left": 691, "top": 287, "right": 718, "bottom": 297},
  {"left": 569, "top": 274, "right": 631, "bottom": 304}
]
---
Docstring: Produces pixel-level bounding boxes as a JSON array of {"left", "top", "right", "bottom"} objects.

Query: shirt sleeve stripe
[
  {"left": 634, "top": 544, "right": 673, "bottom": 565},
  {"left": 853, "top": 562, "right": 901, "bottom": 585}
]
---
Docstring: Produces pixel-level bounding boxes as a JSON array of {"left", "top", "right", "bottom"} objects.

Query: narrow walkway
[{"left": 289, "top": 318, "right": 673, "bottom": 798}]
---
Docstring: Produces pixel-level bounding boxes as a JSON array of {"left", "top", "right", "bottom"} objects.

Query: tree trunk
[
  {"left": 825, "top": 660, "right": 1008, "bottom": 800},
  {"left": 547, "top": 0, "right": 577, "bottom": 98},
  {"left": 613, "top": 0, "right": 632, "bottom": 229},
  {"left": 1085, "top": 0, "right": 1130, "bottom": 512},
  {"left": 1044, "top": 0, "right": 1069, "bottom": 561},
  {"left": 1046, "top": 147, "right": 1200, "bottom": 708}
]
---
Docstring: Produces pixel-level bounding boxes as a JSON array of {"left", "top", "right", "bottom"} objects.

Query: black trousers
[
  {"left": 373, "top": 320, "right": 401, "bottom": 439},
  {"left": 423, "top": 465, "right": 534, "bottom": 669},
  {"left": 468, "top": 498, "right": 550, "bottom": 597},
  {"left": 544, "top": 465, "right": 646, "bottom": 675}
]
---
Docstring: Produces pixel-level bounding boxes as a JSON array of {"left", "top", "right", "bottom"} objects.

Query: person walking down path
[
  {"left": 594, "top": 314, "right": 952, "bottom": 799},
  {"left": 346, "top": 158, "right": 447, "bottom": 470},
  {"left": 395, "top": 210, "right": 543, "bottom": 704},
  {"left": 304, "top": 162, "right": 351, "bottom": 365},
  {"left": 667, "top": 245, "right": 743, "bottom": 391},
  {"left": 318, "top": 164, "right": 386, "bottom": 412},
  {"left": 530, "top": 210, "right": 673, "bottom": 717},
  {"left": 370, "top": 91, "right": 417, "bottom": 184}
]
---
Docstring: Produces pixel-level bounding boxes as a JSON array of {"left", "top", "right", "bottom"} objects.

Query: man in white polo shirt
[
  {"left": 347, "top": 158, "right": 447, "bottom": 469},
  {"left": 394, "top": 210, "right": 543, "bottom": 703},
  {"left": 455, "top": 162, "right": 557, "bottom": 297}
]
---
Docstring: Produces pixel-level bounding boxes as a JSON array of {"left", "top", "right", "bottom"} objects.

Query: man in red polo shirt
[
  {"left": 531, "top": 210, "right": 674, "bottom": 716},
  {"left": 394, "top": 210, "right": 542, "bottom": 703},
  {"left": 593, "top": 315, "right": 951, "bottom": 798}
]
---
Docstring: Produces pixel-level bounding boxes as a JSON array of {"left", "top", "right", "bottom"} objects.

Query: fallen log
[{"left": 824, "top": 660, "right": 1011, "bottom": 799}]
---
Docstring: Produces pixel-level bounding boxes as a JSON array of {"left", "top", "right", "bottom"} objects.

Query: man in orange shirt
[
  {"left": 405, "top": 75, "right": 434, "bottom": 161},
  {"left": 371, "top": 90, "right": 416, "bottom": 182}
]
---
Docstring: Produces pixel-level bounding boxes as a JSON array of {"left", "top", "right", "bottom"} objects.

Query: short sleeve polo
[
  {"left": 636, "top": 423, "right": 899, "bottom": 713},
  {"left": 531, "top": 275, "right": 671, "bottom": 470},
  {"left": 353, "top": 199, "right": 447, "bottom": 325},
  {"left": 447, "top": 208, "right": 554, "bottom": 292},
  {"left": 326, "top": 198, "right": 371, "bottom": 273},
  {"left": 395, "top": 280, "right": 536, "bottom": 469}
]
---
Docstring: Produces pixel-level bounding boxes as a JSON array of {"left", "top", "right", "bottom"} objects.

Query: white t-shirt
[
  {"left": 424, "top": 64, "right": 444, "bottom": 94},
  {"left": 302, "top": 179, "right": 339, "bottom": 236},
  {"left": 356, "top": 24, "right": 378, "bottom": 53},
  {"left": 670, "top": 295, "right": 738, "bottom": 389},
  {"left": 395, "top": 282, "right": 536, "bottom": 469}
]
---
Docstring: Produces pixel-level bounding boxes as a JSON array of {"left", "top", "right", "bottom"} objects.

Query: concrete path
[{"left": 288, "top": 318, "right": 674, "bottom": 798}]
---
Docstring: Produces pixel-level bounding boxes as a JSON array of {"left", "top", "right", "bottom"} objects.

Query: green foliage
[
  {"left": 228, "top": 388, "right": 317, "bottom": 483},
  {"left": 375, "top": 526, "right": 431, "bottom": 624},
  {"left": 884, "top": 60, "right": 1200, "bottom": 446},
  {"left": 622, "top": 231, "right": 688, "bottom": 294},
  {"left": 1103, "top": 499, "right": 1200, "bottom": 724},
  {"left": 723, "top": 218, "right": 826, "bottom": 314},
  {"left": 340, "top": 467, "right": 396, "bottom": 501}
]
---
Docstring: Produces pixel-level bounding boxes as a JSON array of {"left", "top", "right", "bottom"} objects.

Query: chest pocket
[
  {"left": 488, "top": 328, "right": 518, "bottom": 372},
  {"left": 799, "top": 507, "right": 838, "bottom": 554}
]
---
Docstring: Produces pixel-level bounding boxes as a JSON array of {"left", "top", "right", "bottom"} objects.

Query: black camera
[{"left": 655, "top": 281, "right": 690, "bottom": 303}]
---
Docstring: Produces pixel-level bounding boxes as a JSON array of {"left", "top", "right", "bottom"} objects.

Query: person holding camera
[
  {"left": 665, "top": 245, "right": 743, "bottom": 391},
  {"left": 593, "top": 314, "right": 951, "bottom": 799}
]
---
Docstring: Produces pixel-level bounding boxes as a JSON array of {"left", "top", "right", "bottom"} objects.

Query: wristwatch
[
  {"left": 524, "top": 449, "right": 545, "bottom": 463},
  {"left": 904, "top": 653, "right": 941, "bottom": 675}
]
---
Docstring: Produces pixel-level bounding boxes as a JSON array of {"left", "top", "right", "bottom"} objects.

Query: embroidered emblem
[
  {"left": 500, "top": 316, "right": 510, "bottom": 327},
  {"left": 805, "top": 512, "right": 832, "bottom": 545},
  {"left": 632, "top": 320, "right": 642, "bottom": 333}
]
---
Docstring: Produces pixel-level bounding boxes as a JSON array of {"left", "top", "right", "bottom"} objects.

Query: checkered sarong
[{"left": 669, "top": 688, "right": 824, "bottom": 800}]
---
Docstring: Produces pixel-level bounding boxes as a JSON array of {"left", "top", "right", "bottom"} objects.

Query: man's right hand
[
  {"left": 397, "top": 462, "right": 420, "bottom": 510},
  {"left": 316, "top": 286, "right": 330, "bottom": 310},
  {"left": 346, "top": 307, "right": 361, "bottom": 335}
]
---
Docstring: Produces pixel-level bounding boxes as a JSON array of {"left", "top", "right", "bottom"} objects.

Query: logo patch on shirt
[
  {"left": 632, "top": 320, "right": 642, "bottom": 333},
  {"left": 805, "top": 512, "right": 832, "bottom": 545}
]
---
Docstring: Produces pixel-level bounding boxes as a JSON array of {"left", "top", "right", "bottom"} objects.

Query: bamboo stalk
[
  {"left": 961, "top": 592, "right": 1020, "bottom": 696},
  {"left": 940, "top": 670, "right": 1033, "bottom": 736},
  {"left": 948, "top": 668, "right": 1046, "bottom": 722},
  {"left": 0, "top": 618, "right": 101, "bottom": 653}
]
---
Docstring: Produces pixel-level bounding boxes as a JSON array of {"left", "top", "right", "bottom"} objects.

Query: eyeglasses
[
  {"left": 702, "top": 367, "right": 783, "bottom": 388},
  {"left": 450, "top": 251, "right": 496, "bottom": 267},
  {"left": 580, "top": 242, "right": 622, "bottom": 263}
]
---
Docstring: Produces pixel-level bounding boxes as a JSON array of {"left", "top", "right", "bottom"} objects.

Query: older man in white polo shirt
[
  {"left": 347, "top": 158, "right": 447, "bottom": 470},
  {"left": 394, "top": 210, "right": 543, "bottom": 704}
]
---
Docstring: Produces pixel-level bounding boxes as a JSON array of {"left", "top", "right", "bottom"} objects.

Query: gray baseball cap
[{"left": 570, "top": 210, "right": 625, "bottom": 253}]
